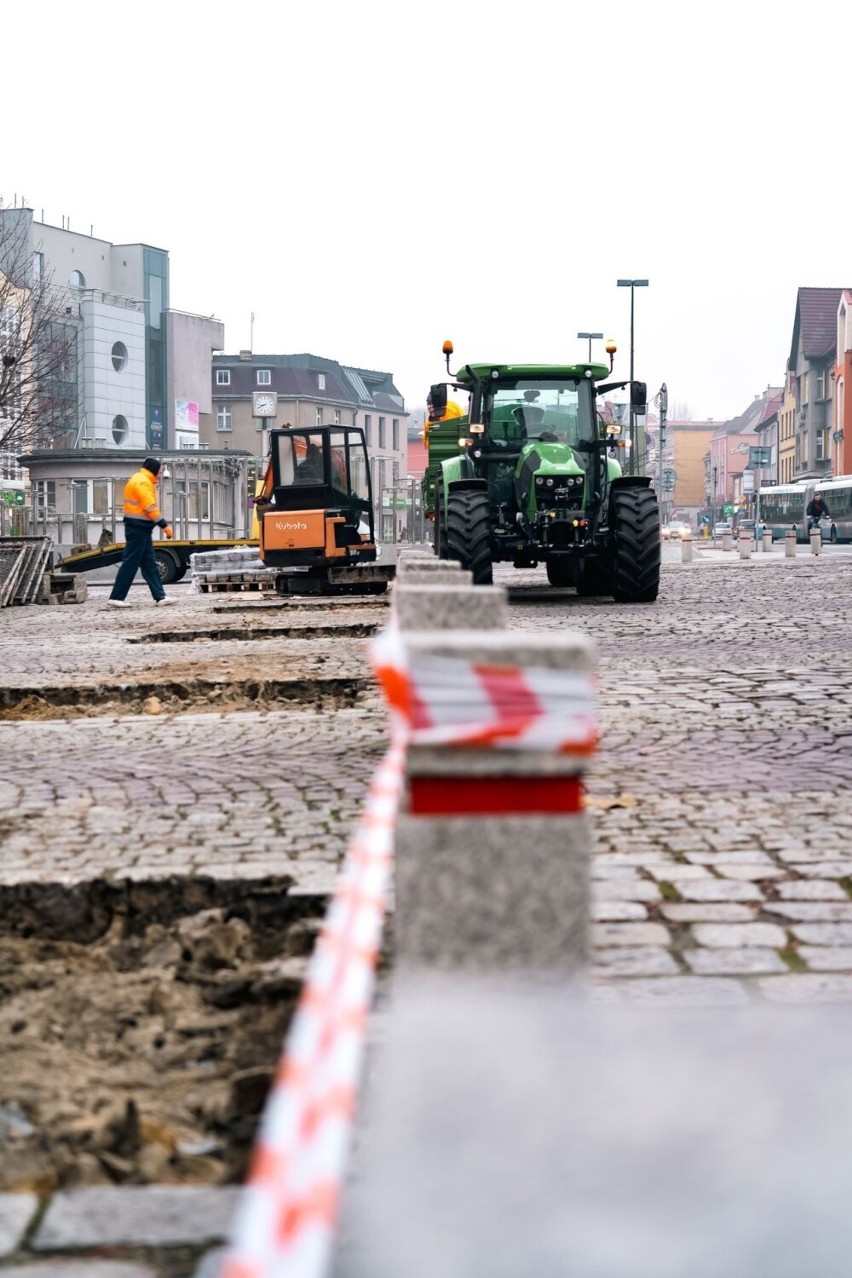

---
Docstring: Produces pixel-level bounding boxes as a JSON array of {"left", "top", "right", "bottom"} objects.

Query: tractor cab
[{"left": 258, "top": 425, "right": 377, "bottom": 569}]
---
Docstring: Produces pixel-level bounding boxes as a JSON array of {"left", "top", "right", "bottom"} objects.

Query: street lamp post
[
  {"left": 617, "top": 279, "right": 649, "bottom": 476},
  {"left": 577, "top": 331, "right": 603, "bottom": 362}
]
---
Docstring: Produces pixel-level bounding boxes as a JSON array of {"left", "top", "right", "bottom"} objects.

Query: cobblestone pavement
[
  {"left": 3, "top": 548, "right": 852, "bottom": 1273},
  {"left": 507, "top": 545, "right": 852, "bottom": 1006}
]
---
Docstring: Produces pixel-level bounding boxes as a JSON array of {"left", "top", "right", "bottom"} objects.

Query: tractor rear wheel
[
  {"left": 576, "top": 558, "right": 611, "bottom": 596},
  {"left": 446, "top": 489, "right": 493, "bottom": 585},
  {"left": 610, "top": 487, "right": 660, "bottom": 603},
  {"left": 546, "top": 557, "right": 573, "bottom": 587}
]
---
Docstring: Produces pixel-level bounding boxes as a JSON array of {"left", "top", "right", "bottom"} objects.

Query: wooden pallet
[{"left": 197, "top": 578, "right": 271, "bottom": 594}]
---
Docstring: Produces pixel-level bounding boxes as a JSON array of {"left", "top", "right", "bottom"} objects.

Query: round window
[
  {"left": 68, "top": 270, "right": 86, "bottom": 294},
  {"left": 112, "top": 414, "right": 128, "bottom": 444},
  {"left": 111, "top": 341, "right": 128, "bottom": 372}
]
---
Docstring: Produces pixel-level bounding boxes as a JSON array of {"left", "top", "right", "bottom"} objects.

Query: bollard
[
  {"left": 395, "top": 557, "right": 473, "bottom": 587},
  {"left": 762, "top": 530, "right": 773, "bottom": 553},
  {"left": 785, "top": 530, "right": 796, "bottom": 558},
  {"left": 393, "top": 582, "right": 505, "bottom": 631},
  {"left": 721, "top": 529, "right": 733, "bottom": 552},
  {"left": 738, "top": 531, "right": 752, "bottom": 560},
  {"left": 810, "top": 528, "right": 821, "bottom": 556},
  {"left": 680, "top": 530, "right": 693, "bottom": 563},
  {"left": 387, "top": 627, "right": 596, "bottom": 973}
]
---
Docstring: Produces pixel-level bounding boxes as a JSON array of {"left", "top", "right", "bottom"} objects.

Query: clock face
[{"left": 255, "top": 394, "right": 275, "bottom": 415}]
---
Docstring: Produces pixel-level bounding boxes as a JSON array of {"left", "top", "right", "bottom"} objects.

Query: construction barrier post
[
  {"left": 810, "top": 528, "right": 821, "bottom": 556},
  {"left": 738, "top": 531, "right": 752, "bottom": 560},
  {"left": 721, "top": 529, "right": 733, "bottom": 552},
  {"left": 785, "top": 530, "right": 797, "bottom": 558},
  {"left": 680, "top": 530, "right": 693, "bottom": 563},
  {"left": 387, "top": 625, "right": 596, "bottom": 973},
  {"left": 762, "top": 530, "right": 773, "bottom": 553}
]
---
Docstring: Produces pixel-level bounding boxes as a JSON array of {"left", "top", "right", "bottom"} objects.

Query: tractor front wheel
[
  {"left": 610, "top": 487, "right": 660, "bottom": 603},
  {"left": 446, "top": 489, "right": 493, "bottom": 585},
  {"left": 546, "top": 557, "right": 574, "bottom": 588},
  {"left": 576, "top": 558, "right": 611, "bottom": 596}
]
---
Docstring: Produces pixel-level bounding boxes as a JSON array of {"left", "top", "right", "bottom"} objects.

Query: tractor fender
[
  {"left": 608, "top": 475, "right": 653, "bottom": 491},
  {"left": 448, "top": 477, "right": 488, "bottom": 494},
  {"left": 441, "top": 454, "right": 477, "bottom": 486}
]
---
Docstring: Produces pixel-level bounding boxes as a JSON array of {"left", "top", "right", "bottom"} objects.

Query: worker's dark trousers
[{"left": 109, "top": 521, "right": 165, "bottom": 602}]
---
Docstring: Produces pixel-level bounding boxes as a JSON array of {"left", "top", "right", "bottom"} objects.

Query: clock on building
[{"left": 252, "top": 391, "right": 278, "bottom": 418}]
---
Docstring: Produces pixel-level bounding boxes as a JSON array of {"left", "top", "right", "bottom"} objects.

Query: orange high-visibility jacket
[{"left": 123, "top": 467, "right": 164, "bottom": 524}]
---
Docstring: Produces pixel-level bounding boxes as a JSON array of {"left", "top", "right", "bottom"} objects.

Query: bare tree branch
[{"left": 0, "top": 206, "right": 78, "bottom": 455}]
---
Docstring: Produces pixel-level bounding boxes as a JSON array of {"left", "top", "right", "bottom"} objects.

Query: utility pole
[
  {"left": 617, "top": 279, "right": 649, "bottom": 476},
  {"left": 657, "top": 382, "right": 667, "bottom": 525}
]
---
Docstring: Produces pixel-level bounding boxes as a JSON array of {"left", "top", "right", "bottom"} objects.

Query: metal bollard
[
  {"left": 810, "top": 529, "right": 822, "bottom": 556},
  {"left": 762, "top": 530, "right": 773, "bottom": 553},
  {"left": 738, "top": 531, "right": 752, "bottom": 559},
  {"left": 680, "top": 531, "right": 693, "bottom": 563},
  {"left": 721, "top": 530, "right": 733, "bottom": 552},
  {"left": 785, "top": 530, "right": 796, "bottom": 558}
]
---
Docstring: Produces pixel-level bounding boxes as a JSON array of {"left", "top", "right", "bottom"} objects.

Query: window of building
[
  {"left": 800, "top": 372, "right": 809, "bottom": 406},
  {"left": 92, "top": 480, "right": 111, "bottom": 515},
  {"left": 316, "top": 407, "right": 323, "bottom": 427},
  {"left": 32, "top": 252, "right": 43, "bottom": 282},
  {"left": 111, "top": 342, "right": 128, "bottom": 372},
  {"left": 392, "top": 418, "right": 399, "bottom": 450},
  {"left": 257, "top": 369, "right": 271, "bottom": 386},
  {"left": 318, "top": 373, "right": 326, "bottom": 391},
  {"left": 217, "top": 405, "right": 232, "bottom": 432},
  {"left": 816, "top": 429, "right": 826, "bottom": 461},
  {"left": 33, "top": 480, "right": 56, "bottom": 512},
  {"left": 112, "top": 415, "right": 128, "bottom": 444},
  {"left": 216, "top": 369, "right": 231, "bottom": 386},
  {"left": 378, "top": 416, "right": 386, "bottom": 448},
  {"left": 68, "top": 270, "right": 85, "bottom": 295},
  {"left": 333, "top": 409, "right": 341, "bottom": 425},
  {"left": 364, "top": 414, "right": 372, "bottom": 446},
  {"left": 816, "top": 371, "right": 826, "bottom": 400}
]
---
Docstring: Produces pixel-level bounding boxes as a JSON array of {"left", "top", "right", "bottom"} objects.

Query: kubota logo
[{"left": 274, "top": 519, "right": 308, "bottom": 531}]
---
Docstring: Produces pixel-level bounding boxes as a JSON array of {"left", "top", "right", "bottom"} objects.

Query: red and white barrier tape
[
  {"left": 372, "top": 626, "right": 597, "bottom": 753},
  {"left": 220, "top": 740, "right": 405, "bottom": 1278}
]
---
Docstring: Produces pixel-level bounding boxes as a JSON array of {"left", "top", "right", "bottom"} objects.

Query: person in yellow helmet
[
  {"left": 423, "top": 391, "right": 463, "bottom": 447},
  {"left": 108, "top": 457, "right": 175, "bottom": 608}
]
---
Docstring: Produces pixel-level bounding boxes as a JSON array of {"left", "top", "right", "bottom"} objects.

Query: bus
[{"left": 755, "top": 483, "right": 809, "bottom": 542}]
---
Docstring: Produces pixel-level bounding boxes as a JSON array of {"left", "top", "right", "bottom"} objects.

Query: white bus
[{"left": 756, "top": 483, "right": 810, "bottom": 542}]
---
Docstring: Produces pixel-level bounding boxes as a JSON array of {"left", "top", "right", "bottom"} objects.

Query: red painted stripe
[
  {"left": 472, "top": 663, "right": 543, "bottom": 720},
  {"left": 409, "top": 774, "right": 583, "bottom": 815}
]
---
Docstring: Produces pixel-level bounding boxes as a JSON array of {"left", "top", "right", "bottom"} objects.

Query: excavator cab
[{"left": 258, "top": 426, "right": 393, "bottom": 594}]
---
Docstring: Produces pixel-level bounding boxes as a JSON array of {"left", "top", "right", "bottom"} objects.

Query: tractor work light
[{"left": 470, "top": 423, "right": 485, "bottom": 434}]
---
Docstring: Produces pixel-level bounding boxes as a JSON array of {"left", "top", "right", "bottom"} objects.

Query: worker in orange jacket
[
  {"left": 423, "top": 392, "right": 463, "bottom": 448},
  {"left": 108, "top": 458, "right": 175, "bottom": 608}
]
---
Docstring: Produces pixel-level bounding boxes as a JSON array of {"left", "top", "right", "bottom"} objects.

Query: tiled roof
[{"left": 790, "top": 287, "right": 846, "bottom": 364}]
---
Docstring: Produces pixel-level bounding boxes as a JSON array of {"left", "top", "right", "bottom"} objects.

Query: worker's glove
[{"left": 164, "top": 525, "right": 174, "bottom": 540}]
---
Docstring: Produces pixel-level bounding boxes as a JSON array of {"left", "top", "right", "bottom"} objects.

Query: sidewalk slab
[
  {"left": 33, "top": 1186, "right": 239, "bottom": 1251},
  {"left": 0, "top": 1193, "right": 38, "bottom": 1258}
]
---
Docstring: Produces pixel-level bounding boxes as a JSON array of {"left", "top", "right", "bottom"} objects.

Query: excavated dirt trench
[
  {"left": 0, "top": 876, "right": 328, "bottom": 1193},
  {"left": 0, "top": 676, "right": 375, "bottom": 720}
]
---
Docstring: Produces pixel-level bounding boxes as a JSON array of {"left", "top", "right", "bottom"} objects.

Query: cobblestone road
[{"left": 3, "top": 547, "right": 852, "bottom": 1274}]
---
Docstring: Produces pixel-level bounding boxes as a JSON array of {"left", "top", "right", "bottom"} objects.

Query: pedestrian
[
  {"left": 806, "top": 491, "right": 830, "bottom": 533},
  {"left": 108, "top": 458, "right": 175, "bottom": 608}
]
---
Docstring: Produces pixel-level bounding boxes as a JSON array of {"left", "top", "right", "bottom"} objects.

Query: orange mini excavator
[{"left": 256, "top": 425, "right": 396, "bottom": 595}]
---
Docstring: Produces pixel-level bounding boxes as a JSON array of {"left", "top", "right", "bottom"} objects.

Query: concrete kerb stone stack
[{"left": 386, "top": 569, "right": 596, "bottom": 973}]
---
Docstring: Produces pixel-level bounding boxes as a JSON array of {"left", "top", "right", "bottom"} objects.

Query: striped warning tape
[
  {"left": 372, "top": 625, "right": 597, "bottom": 753},
  {"left": 220, "top": 739, "right": 405, "bottom": 1278}
]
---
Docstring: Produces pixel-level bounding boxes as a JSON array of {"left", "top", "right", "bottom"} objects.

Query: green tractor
[{"left": 422, "top": 340, "right": 660, "bottom": 602}]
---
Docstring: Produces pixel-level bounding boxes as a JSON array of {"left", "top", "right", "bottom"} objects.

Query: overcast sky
[{"left": 4, "top": 0, "right": 850, "bottom": 422}]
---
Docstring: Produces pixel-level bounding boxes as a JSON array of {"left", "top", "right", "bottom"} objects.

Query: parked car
[{"left": 713, "top": 522, "right": 732, "bottom": 538}]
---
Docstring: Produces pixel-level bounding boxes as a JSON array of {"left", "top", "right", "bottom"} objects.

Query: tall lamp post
[
  {"left": 617, "top": 279, "right": 649, "bottom": 476},
  {"left": 577, "top": 331, "right": 603, "bottom": 362}
]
